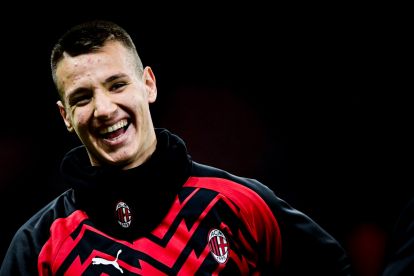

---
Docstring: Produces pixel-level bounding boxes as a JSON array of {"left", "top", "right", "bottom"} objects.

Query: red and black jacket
[{"left": 1, "top": 129, "right": 350, "bottom": 275}]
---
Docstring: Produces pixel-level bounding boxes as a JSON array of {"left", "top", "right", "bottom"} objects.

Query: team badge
[
  {"left": 115, "top": 201, "right": 132, "bottom": 228},
  {"left": 208, "top": 228, "right": 229, "bottom": 264}
]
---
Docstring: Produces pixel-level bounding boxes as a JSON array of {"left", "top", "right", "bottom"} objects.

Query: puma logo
[{"left": 92, "top": 249, "right": 123, "bottom": 274}]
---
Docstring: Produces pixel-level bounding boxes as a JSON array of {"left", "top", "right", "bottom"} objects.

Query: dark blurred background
[{"left": 0, "top": 5, "right": 411, "bottom": 276}]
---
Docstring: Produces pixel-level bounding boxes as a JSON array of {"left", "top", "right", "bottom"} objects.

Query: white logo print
[
  {"left": 92, "top": 249, "right": 123, "bottom": 274},
  {"left": 208, "top": 229, "right": 229, "bottom": 264}
]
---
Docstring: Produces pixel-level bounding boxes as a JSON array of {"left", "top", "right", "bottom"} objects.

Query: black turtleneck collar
[
  {"left": 59, "top": 128, "right": 192, "bottom": 240},
  {"left": 60, "top": 128, "right": 191, "bottom": 191}
]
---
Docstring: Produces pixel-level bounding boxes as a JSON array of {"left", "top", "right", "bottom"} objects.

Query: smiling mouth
[{"left": 99, "top": 119, "right": 130, "bottom": 140}]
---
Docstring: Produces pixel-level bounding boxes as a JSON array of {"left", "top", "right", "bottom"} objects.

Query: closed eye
[
  {"left": 70, "top": 95, "right": 92, "bottom": 106},
  {"left": 110, "top": 82, "right": 128, "bottom": 92}
]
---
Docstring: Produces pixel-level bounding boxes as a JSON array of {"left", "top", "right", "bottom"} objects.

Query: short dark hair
[{"left": 51, "top": 20, "right": 143, "bottom": 96}]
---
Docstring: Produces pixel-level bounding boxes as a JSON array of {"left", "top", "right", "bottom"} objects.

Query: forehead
[
  {"left": 57, "top": 41, "right": 133, "bottom": 72},
  {"left": 56, "top": 42, "right": 136, "bottom": 94}
]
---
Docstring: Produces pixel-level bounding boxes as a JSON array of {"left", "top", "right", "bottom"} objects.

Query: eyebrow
[{"left": 105, "top": 73, "right": 128, "bottom": 83}]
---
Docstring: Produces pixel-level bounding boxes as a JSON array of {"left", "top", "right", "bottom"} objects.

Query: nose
[{"left": 93, "top": 91, "right": 117, "bottom": 119}]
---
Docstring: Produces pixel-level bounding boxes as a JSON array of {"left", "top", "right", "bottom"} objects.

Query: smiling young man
[
  {"left": 1, "top": 20, "right": 351, "bottom": 275},
  {"left": 55, "top": 30, "right": 157, "bottom": 170}
]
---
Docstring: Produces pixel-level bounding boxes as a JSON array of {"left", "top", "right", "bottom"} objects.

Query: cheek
[
  {"left": 72, "top": 109, "right": 90, "bottom": 131},
  {"left": 124, "top": 93, "right": 145, "bottom": 114}
]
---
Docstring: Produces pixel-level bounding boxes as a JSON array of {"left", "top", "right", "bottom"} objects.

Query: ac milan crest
[
  {"left": 115, "top": 201, "right": 132, "bottom": 228},
  {"left": 208, "top": 228, "right": 229, "bottom": 264}
]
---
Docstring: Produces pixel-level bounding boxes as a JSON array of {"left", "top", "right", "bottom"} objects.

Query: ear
[
  {"left": 57, "top": 101, "right": 74, "bottom": 132},
  {"left": 142, "top": 66, "right": 157, "bottom": 103}
]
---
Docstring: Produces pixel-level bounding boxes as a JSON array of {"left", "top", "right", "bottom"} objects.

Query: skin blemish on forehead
[{"left": 86, "top": 57, "right": 102, "bottom": 64}]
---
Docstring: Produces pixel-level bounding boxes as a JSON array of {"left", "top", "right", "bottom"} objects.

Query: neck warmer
[{"left": 59, "top": 128, "right": 192, "bottom": 241}]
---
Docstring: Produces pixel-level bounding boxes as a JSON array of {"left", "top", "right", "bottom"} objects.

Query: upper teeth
[{"left": 100, "top": 119, "right": 128, "bottom": 134}]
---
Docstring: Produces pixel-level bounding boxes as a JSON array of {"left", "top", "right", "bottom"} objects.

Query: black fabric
[
  {"left": 0, "top": 189, "right": 77, "bottom": 275},
  {"left": 191, "top": 162, "right": 351, "bottom": 275},
  {"left": 60, "top": 128, "right": 191, "bottom": 241},
  {"left": 1, "top": 128, "right": 351, "bottom": 275},
  {"left": 382, "top": 197, "right": 414, "bottom": 276}
]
